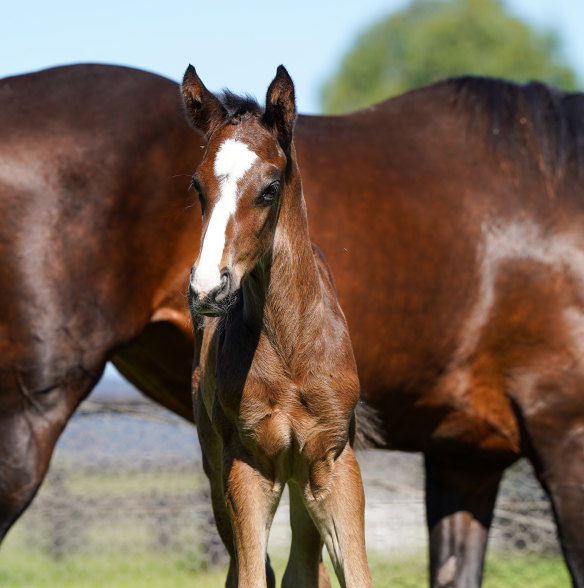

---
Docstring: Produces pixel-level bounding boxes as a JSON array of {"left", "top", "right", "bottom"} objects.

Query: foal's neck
[{"left": 242, "top": 162, "right": 325, "bottom": 358}]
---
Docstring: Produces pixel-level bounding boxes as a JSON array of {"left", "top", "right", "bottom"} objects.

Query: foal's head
[{"left": 182, "top": 66, "right": 297, "bottom": 317}]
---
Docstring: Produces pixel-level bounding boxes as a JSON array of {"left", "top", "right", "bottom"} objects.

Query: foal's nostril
[{"left": 215, "top": 268, "right": 232, "bottom": 302}]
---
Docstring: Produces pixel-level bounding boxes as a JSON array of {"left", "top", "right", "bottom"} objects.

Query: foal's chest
[
  {"left": 201, "top": 324, "right": 350, "bottom": 457},
  {"left": 215, "top": 336, "right": 298, "bottom": 446},
  {"left": 198, "top": 310, "right": 358, "bottom": 469}
]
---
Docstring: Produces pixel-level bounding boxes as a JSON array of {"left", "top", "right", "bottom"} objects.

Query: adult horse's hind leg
[
  {"left": 0, "top": 371, "right": 99, "bottom": 541},
  {"left": 425, "top": 454, "right": 507, "bottom": 588},
  {"left": 302, "top": 443, "right": 373, "bottom": 588}
]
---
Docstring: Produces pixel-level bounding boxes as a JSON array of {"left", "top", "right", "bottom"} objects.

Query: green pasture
[
  {"left": 0, "top": 539, "right": 571, "bottom": 587},
  {"left": 0, "top": 463, "right": 570, "bottom": 587}
]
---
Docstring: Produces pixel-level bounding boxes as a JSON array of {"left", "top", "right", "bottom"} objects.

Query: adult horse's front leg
[
  {"left": 521, "top": 408, "right": 584, "bottom": 587},
  {"left": 425, "top": 454, "right": 507, "bottom": 588},
  {"left": 302, "top": 443, "right": 373, "bottom": 588}
]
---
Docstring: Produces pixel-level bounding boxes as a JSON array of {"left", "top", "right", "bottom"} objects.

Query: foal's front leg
[
  {"left": 224, "top": 448, "right": 283, "bottom": 587},
  {"left": 196, "top": 393, "right": 276, "bottom": 587},
  {"left": 303, "top": 443, "right": 373, "bottom": 588}
]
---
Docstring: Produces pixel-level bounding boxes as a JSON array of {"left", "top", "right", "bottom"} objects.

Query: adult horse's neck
[{"left": 242, "top": 153, "right": 324, "bottom": 363}]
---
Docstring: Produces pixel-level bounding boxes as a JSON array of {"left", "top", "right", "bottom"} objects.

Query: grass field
[
  {"left": 0, "top": 544, "right": 571, "bottom": 587},
  {"left": 0, "top": 478, "right": 570, "bottom": 588},
  {"left": 0, "top": 431, "right": 568, "bottom": 587}
]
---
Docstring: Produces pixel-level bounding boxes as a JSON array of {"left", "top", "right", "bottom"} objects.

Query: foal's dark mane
[
  {"left": 449, "top": 75, "right": 584, "bottom": 179},
  {"left": 219, "top": 89, "right": 263, "bottom": 121}
]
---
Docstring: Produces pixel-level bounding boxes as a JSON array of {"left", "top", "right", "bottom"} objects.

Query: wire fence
[{"left": 0, "top": 386, "right": 569, "bottom": 587}]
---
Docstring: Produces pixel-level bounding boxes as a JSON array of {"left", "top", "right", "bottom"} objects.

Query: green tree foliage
[{"left": 321, "top": 0, "right": 579, "bottom": 114}]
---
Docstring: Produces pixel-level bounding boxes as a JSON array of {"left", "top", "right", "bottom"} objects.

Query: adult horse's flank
[
  {"left": 0, "top": 64, "right": 201, "bottom": 543},
  {"left": 182, "top": 65, "right": 372, "bottom": 588},
  {"left": 2, "top": 64, "right": 584, "bottom": 587}
]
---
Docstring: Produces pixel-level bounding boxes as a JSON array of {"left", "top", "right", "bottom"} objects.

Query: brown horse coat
[
  {"left": 182, "top": 65, "right": 372, "bottom": 587},
  {"left": 1, "top": 64, "right": 584, "bottom": 586}
]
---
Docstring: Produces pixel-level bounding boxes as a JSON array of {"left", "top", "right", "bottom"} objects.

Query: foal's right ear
[{"left": 182, "top": 65, "right": 226, "bottom": 139}]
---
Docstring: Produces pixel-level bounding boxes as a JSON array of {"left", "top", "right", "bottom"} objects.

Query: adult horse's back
[{"left": 0, "top": 64, "right": 201, "bottom": 538}]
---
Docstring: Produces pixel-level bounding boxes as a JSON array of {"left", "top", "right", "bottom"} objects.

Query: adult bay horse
[
  {"left": 183, "top": 64, "right": 372, "bottom": 587},
  {"left": 1, "top": 63, "right": 584, "bottom": 587}
]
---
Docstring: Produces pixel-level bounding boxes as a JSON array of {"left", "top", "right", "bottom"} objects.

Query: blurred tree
[{"left": 321, "top": 0, "right": 579, "bottom": 114}]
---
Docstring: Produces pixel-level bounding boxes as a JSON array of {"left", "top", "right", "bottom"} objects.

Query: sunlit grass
[
  {"left": 0, "top": 551, "right": 224, "bottom": 588},
  {"left": 0, "top": 465, "right": 570, "bottom": 588},
  {"left": 52, "top": 467, "right": 206, "bottom": 495},
  {"left": 0, "top": 544, "right": 570, "bottom": 587}
]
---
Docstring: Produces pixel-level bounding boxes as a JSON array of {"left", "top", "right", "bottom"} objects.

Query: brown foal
[{"left": 182, "top": 65, "right": 373, "bottom": 587}]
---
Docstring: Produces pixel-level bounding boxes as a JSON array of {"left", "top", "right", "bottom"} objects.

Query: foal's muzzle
[{"left": 188, "top": 267, "right": 234, "bottom": 317}]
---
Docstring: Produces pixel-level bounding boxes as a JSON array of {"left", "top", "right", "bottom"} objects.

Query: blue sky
[{"left": 2, "top": 0, "right": 583, "bottom": 114}]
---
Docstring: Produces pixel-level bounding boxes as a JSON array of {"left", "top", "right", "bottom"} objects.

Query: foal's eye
[
  {"left": 190, "top": 175, "right": 206, "bottom": 215},
  {"left": 258, "top": 181, "right": 280, "bottom": 206}
]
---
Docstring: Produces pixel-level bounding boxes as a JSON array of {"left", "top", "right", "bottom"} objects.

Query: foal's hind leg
[
  {"left": 425, "top": 454, "right": 507, "bottom": 588},
  {"left": 283, "top": 481, "right": 331, "bottom": 588},
  {"left": 302, "top": 443, "right": 373, "bottom": 588}
]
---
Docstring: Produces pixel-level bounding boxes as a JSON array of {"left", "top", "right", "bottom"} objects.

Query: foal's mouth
[
  {"left": 189, "top": 291, "right": 238, "bottom": 319},
  {"left": 193, "top": 305, "right": 223, "bottom": 318}
]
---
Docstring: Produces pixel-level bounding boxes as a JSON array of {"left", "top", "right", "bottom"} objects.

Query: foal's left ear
[
  {"left": 182, "top": 65, "right": 227, "bottom": 139},
  {"left": 262, "top": 65, "right": 296, "bottom": 153}
]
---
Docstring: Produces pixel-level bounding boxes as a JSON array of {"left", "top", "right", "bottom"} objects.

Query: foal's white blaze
[{"left": 192, "top": 139, "right": 258, "bottom": 295}]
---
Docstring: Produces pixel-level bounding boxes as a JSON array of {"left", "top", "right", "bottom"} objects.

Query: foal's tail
[{"left": 354, "top": 400, "right": 386, "bottom": 450}]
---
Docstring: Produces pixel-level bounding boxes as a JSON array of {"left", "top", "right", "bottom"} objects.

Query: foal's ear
[
  {"left": 182, "top": 65, "right": 226, "bottom": 139},
  {"left": 262, "top": 65, "right": 296, "bottom": 153}
]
